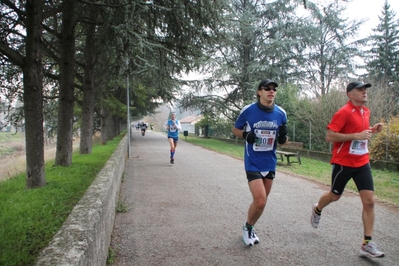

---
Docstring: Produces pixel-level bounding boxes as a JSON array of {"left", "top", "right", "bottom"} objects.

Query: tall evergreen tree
[
  {"left": 0, "top": 0, "right": 46, "bottom": 188},
  {"left": 366, "top": 0, "right": 399, "bottom": 87}
]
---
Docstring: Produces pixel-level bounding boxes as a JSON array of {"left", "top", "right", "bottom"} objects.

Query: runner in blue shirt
[
  {"left": 232, "top": 79, "right": 288, "bottom": 246},
  {"left": 165, "top": 113, "right": 181, "bottom": 164}
]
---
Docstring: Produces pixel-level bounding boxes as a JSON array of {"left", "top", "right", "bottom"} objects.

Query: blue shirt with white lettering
[{"left": 234, "top": 102, "right": 287, "bottom": 172}]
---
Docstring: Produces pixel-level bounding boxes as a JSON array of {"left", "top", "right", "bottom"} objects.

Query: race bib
[
  {"left": 252, "top": 129, "right": 276, "bottom": 152},
  {"left": 349, "top": 140, "right": 369, "bottom": 155}
]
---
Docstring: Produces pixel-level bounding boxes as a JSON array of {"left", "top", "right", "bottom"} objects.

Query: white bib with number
[
  {"left": 252, "top": 129, "right": 277, "bottom": 152},
  {"left": 349, "top": 140, "right": 369, "bottom": 155}
]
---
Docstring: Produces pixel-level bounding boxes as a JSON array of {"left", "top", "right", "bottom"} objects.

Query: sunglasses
[{"left": 261, "top": 86, "right": 277, "bottom": 92}]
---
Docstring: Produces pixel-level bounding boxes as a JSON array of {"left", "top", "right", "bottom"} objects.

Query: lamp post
[{"left": 126, "top": 63, "right": 131, "bottom": 158}]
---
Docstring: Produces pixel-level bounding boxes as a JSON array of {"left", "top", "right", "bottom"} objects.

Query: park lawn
[
  {"left": 0, "top": 134, "right": 123, "bottom": 266},
  {"left": 182, "top": 136, "right": 399, "bottom": 207}
]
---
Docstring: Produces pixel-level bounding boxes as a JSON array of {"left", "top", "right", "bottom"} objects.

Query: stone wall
[{"left": 35, "top": 136, "right": 127, "bottom": 266}]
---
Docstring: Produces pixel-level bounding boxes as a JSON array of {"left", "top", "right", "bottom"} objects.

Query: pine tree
[{"left": 366, "top": 0, "right": 399, "bottom": 86}]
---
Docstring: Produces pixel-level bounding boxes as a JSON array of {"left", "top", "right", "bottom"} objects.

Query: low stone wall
[{"left": 35, "top": 135, "right": 127, "bottom": 266}]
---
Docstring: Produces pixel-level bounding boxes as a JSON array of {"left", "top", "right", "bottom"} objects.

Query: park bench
[{"left": 276, "top": 141, "right": 303, "bottom": 165}]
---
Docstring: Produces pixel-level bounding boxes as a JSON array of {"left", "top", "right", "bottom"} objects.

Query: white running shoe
[
  {"left": 242, "top": 223, "right": 255, "bottom": 246},
  {"left": 310, "top": 203, "right": 321, "bottom": 228},
  {"left": 252, "top": 229, "right": 259, "bottom": 244},
  {"left": 360, "top": 241, "right": 385, "bottom": 258}
]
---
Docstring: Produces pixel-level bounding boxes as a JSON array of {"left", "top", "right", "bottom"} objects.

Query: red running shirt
[{"left": 327, "top": 101, "right": 370, "bottom": 167}]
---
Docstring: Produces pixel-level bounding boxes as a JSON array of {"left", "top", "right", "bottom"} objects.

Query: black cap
[
  {"left": 346, "top": 81, "right": 371, "bottom": 92},
  {"left": 258, "top": 79, "right": 278, "bottom": 90}
]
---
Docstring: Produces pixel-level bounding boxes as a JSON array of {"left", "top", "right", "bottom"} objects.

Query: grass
[
  {"left": 0, "top": 134, "right": 123, "bottom": 266},
  {"left": 0, "top": 132, "right": 25, "bottom": 157},
  {"left": 183, "top": 136, "right": 399, "bottom": 207},
  {"left": 0, "top": 132, "right": 25, "bottom": 142}
]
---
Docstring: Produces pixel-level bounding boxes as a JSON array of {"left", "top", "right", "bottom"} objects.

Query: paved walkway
[{"left": 110, "top": 130, "right": 399, "bottom": 266}]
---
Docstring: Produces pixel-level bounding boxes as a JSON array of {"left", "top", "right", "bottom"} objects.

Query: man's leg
[
  {"left": 243, "top": 178, "right": 272, "bottom": 245},
  {"left": 247, "top": 178, "right": 273, "bottom": 225},
  {"left": 317, "top": 191, "right": 341, "bottom": 211},
  {"left": 358, "top": 189, "right": 384, "bottom": 257},
  {"left": 359, "top": 190, "right": 375, "bottom": 237},
  {"left": 168, "top": 138, "right": 175, "bottom": 163}
]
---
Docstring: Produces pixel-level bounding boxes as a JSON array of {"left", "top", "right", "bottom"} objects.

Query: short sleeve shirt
[
  {"left": 327, "top": 100, "right": 370, "bottom": 167},
  {"left": 166, "top": 120, "right": 180, "bottom": 138},
  {"left": 234, "top": 102, "right": 287, "bottom": 172}
]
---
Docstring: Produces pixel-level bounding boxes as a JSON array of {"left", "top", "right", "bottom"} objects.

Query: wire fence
[{"left": 195, "top": 121, "right": 395, "bottom": 162}]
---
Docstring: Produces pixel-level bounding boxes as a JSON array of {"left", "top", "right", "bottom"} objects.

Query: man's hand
[
  {"left": 242, "top": 131, "right": 257, "bottom": 144},
  {"left": 357, "top": 129, "right": 373, "bottom": 140},
  {"left": 370, "top": 123, "right": 383, "bottom": 133}
]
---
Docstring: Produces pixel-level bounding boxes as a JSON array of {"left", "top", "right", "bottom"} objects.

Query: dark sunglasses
[{"left": 261, "top": 86, "right": 277, "bottom": 92}]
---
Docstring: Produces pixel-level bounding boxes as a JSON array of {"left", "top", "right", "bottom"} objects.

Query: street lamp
[{"left": 126, "top": 61, "right": 131, "bottom": 158}]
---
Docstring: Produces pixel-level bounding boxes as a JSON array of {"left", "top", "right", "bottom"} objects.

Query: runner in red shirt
[{"left": 310, "top": 81, "right": 385, "bottom": 258}]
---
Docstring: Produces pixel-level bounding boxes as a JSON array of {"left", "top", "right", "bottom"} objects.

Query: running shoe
[
  {"left": 360, "top": 241, "right": 385, "bottom": 258},
  {"left": 252, "top": 228, "right": 259, "bottom": 244},
  {"left": 170, "top": 158, "right": 174, "bottom": 164},
  {"left": 310, "top": 203, "right": 321, "bottom": 228},
  {"left": 242, "top": 223, "right": 259, "bottom": 246}
]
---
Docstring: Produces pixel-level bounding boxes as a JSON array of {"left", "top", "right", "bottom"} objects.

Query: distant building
[{"left": 179, "top": 114, "right": 203, "bottom": 133}]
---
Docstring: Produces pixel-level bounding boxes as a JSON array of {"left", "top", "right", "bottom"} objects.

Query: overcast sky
[{"left": 345, "top": 0, "right": 399, "bottom": 37}]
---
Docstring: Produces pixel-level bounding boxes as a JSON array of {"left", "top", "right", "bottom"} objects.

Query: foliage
[
  {"left": 196, "top": 114, "right": 234, "bottom": 139},
  {"left": 180, "top": 0, "right": 301, "bottom": 122},
  {"left": 296, "top": 1, "right": 364, "bottom": 96},
  {"left": 0, "top": 134, "right": 123, "bottom": 266},
  {"left": 364, "top": 2, "right": 399, "bottom": 120},
  {"left": 366, "top": 1, "right": 399, "bottom": 87},
  {"left": 369, "top": 116, "right": 399, "bottom": 162}
]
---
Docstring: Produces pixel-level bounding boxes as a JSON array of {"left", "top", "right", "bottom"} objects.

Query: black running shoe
[{"left": 170, "top": 158, "right": 174, "bottom": 164}]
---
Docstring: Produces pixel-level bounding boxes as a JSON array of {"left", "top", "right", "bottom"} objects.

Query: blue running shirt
[
  {"left": 234, "top": 102, "right": 287, "bottom": 172},
  {"left": 165, "top": 119, "right": 181, "bottom": 138}
]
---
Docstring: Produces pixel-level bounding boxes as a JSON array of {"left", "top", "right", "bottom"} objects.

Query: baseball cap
[
  {"left": 258, "top": 79, "right": 278, "bottom": 90},
  {"left": 346, "top": 81, "right": 371, "bottom": 92}
]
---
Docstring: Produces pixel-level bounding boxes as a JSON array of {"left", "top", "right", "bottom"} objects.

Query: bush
[{"left": 369, "top": 116, "right": 399, "bottom": 161}]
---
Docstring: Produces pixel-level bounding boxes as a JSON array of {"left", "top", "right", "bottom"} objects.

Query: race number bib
[
  {"left": 349, "top": 140, "right": 369, "bottom": 155},
  {"left": 252, "top": 129, "right": 276, "bottom": 152},
  {"left": 169, "top": 125, "right": 177, "bottom": 132}
]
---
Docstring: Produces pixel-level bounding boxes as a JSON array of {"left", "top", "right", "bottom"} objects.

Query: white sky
[{"left": 344, "top": 0, "right": 399, "bottom": 38}]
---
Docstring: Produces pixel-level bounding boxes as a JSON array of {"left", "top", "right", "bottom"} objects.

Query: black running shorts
[
  {"left": 330, "top": 163, "right": 374, "bottom": 195},
  {"left": 246, "top": 171, "right": 275, "bottom": 182}
]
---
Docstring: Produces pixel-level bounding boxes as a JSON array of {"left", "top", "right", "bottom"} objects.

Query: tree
[
  {"left": 366, "top": 0, "right": 399, "bottom": 101},
  {"left": 296, "top": 1, "right": 364, "bottom": 97},
  {"left": 0, "top": 0, "right": 46, "bottom": 188},
  {"left": 79, "top": 0, "right": 99, "bottom": 154},
  {"left": 180, "top": 0, "right": 301, "bottom": 122},
  {"left": 54, "top": 0, "right": 77, "bottom": 166}
]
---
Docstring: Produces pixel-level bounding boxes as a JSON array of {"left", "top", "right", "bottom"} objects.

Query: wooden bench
[{"left": 276, "top": 141, "right": 303, "bottom": 165}]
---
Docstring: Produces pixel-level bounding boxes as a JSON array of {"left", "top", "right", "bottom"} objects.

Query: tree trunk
[
  {"left": 79, "top": 4, "right": 98, "bottom": 154},
  {"left": 100, "top": 108, "right": 107, "bottom": 145},
  {"left": 55, "top": 0, "right": 77, "bottom": 166},
  {"left": 24, "top": 0, "right": 46, "bottom": 188},
  {"left": 107, "top": 115, "right": 118, "bottom": 140}
]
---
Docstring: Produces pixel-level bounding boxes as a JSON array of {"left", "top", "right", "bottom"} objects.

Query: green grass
[
  {"left": 0, "top": 134, "right": 123, "bottom": 266},
  {"left": 0, "top": 132, "right": 25, "bottom": 142},
  {"left": 183, "top": 136, "right": 399, "bottom": 207},
  {"left": 0, "top": 132, "right": 25, "bottom": 156}
]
